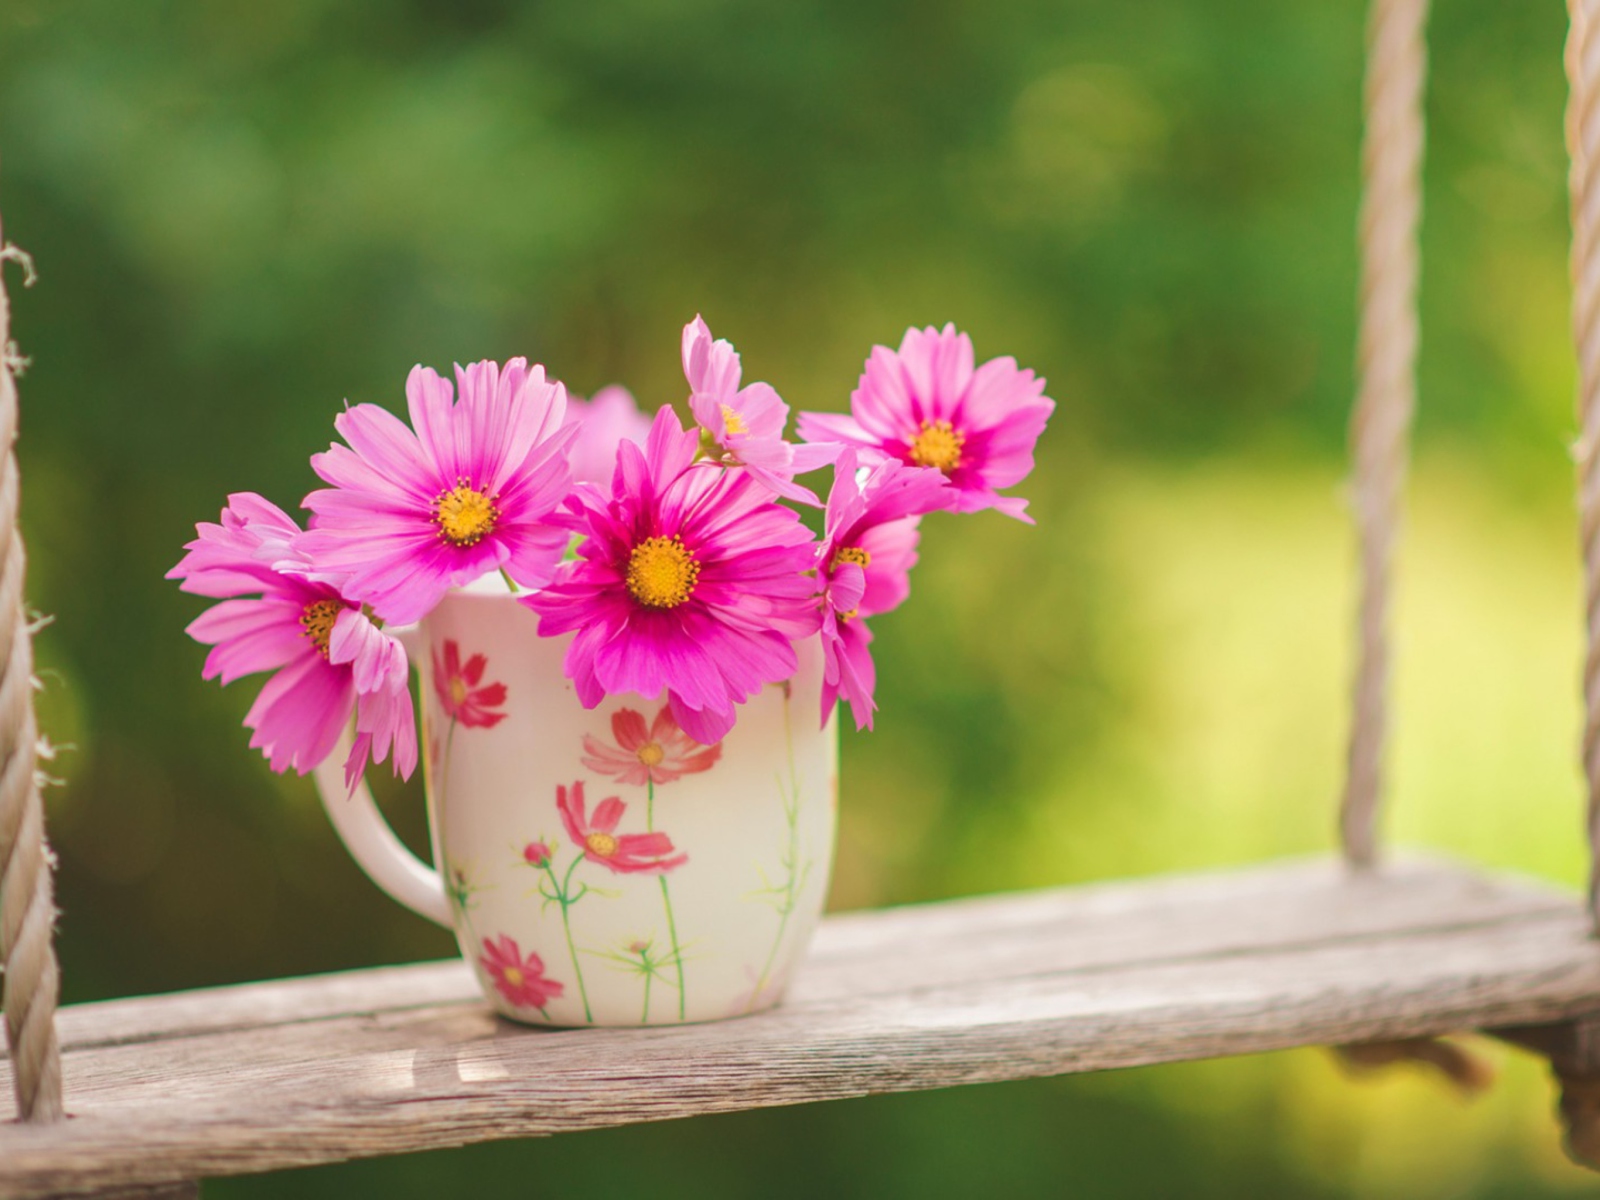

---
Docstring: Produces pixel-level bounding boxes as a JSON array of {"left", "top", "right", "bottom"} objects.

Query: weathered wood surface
[{"left": 1, "top": 855, "right": 1596, "bottom": 1198}]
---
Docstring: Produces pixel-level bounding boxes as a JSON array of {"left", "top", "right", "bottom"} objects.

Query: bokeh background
[{"left": 3, "top": 0, "right": 1596, "bottom": 1194}]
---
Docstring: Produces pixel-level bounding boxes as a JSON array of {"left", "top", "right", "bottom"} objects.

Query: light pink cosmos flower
[
  {"left": 299, "top": 359, "right": 577, "bottom": 625},
  {"left": 797, "top": 324, "right": 1054, "bottom": 522},
  {"left": 524, "top": 406, "right": 820, "bottom": 745},
  {"left": 556, "top": 781, "right": 687, "bottom": 875},
  {"left": 817, "top": 452, "right": 955, "bottom": 731},
  {"left": 168, "top": 493, "right": 417, "bottom": 790},
  {"left": 479, "top": 934, "right": 564, "bottom": 1010},
  {"left": 682, "top": 316, "right": 837, "bottom": 505},
  {"left": 562, "top": 385, "right": 653, "bottom": 486}
]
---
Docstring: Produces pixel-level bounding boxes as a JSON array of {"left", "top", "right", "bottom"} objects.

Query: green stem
[
  {"left": 438, "top": 718, "right": 458, "bottom": 862},
  {"left": 561, "top": 854, "right": 584, "bottom": 897},
  {"left": 641, "top": 955, "right": 653, "bottom": 1024},
  {"left": 542, "top": 861, "right": 593, "bottom": 1024},
  {"left": 659, "top": 877, "right": 684, "bottom": 1020},
  {"left": 648, "top": 778, "right": 688, "bottom": 1021}
]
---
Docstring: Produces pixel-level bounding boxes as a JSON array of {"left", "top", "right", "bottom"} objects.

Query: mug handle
[{"left": 311, "top": 726, "right": 452, "bottom": 929}]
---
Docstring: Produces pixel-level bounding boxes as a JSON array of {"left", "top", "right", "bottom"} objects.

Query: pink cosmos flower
[
  {"left": 168, "top": 493, "right": 417, "bottom": 789},
  {"left": 817, "top": 452, "right": 955, "bottom": 731},
  {"left": 431, "top": 639, "right": 508, "bottom": 728},
  {"left": 581, "top": 704, "right": 721, "bottom": 787},
  {"left": 479, "top": 934, "right": 564, "bottom": 1010},
  {"left": 299, "top": 358, "right": 577, "bottom": 625},
  {"left": 524, "top": 405, "right": 820, "bottom": 745},
  {"left": 556, "top": 781, "right": 687, "bottom": 875},
  {"left": 797, "top": 324, "right": 1054, "bottom": 522},
  {"left": 562, "top": 385, "right": 653, "bottom": 486},
  {"left": 682, "top": 316, "right": 837, "bottom": 505}
]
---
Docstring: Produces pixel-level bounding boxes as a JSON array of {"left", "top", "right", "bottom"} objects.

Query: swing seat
[{"left": 3, "top": 852, "right": 1593, "bottom": 1198}]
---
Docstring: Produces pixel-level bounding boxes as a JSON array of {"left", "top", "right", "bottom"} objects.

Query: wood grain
[{"left": 1, "top": 855, "right": 1594, "bottom": 1198}]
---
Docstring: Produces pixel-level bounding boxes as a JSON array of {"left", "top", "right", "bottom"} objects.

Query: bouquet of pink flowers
[{"left": 169, "top": 318, "right": 1054, "bottom": 789}]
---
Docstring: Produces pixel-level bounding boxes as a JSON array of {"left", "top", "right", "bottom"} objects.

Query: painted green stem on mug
[
  {"left": 648, "top": 778, "right": 687, "bottom": 1021},
  {"left": 538, "top": 857, "right": 594, "bottom": 1024},
  {"left": 751, "top": 684, "right": 809, "bottom": 1009}
]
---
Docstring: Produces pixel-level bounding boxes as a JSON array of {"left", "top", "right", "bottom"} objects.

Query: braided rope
[
  {"left": 0, "top": 206, "right": 62, "bottom": 1121},
  {"left": 1568, "top": 0, "right": 1600, "bottom": 933},
  {"left": 1340, "top": 0, "right": 1430, "bottom": 870}
]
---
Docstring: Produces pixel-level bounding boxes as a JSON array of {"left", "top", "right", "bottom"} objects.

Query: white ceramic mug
[{"left": 312, "top": 583, "right": 839, "bottom": 1026}]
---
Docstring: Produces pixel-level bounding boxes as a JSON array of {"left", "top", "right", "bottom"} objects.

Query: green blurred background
[{"left": 3, "top": 0, "right": 1596, "bottom": 1194}]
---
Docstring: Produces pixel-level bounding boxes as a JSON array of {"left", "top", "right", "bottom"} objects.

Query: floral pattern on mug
[
  {"left": 742, "top": 682, "right": 812, "bottom": 1010},
  {"left": 581, "top": 704, "right": 721, "bottom": 787},
  {"left": 522, "top": 840, "right": 554, "bottom": 868},
  {"left": 557, "top": 781, "right": 687, "bottom": 875},
  {"left": 595, "top": 936, "right": 682, "bottom": 1025},
  {"left": 447, "top": 861, "right": 487, "bottom": 916},
  {"left": 479, "top": 934, "right": 564, "bottom": 1011},
  {"left": 432, "top": 640, "right": 508, "bottom": 728}
]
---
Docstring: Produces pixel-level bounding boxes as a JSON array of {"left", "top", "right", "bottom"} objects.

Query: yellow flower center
[
  {"left": 434, "top": 481, "right": 500, "bottom": 547},
  {"left": 300, "top": 599, "right": 343, "bottom": 659},
  {"left": 720, "top": 404, "right": 747, "bottom": 436},
  {"left": 586, "top": 832, "right": 619, "bottom": 858},
  {"left": 831, "top": 545, "right": 872, "bottom": 572},
  {"left": 449, "top": 677, "right": 469, "bottom": 707},
  {"left": 839, "top": 608, "right": 859, "bottom": 623},
  {"left": 626, "top": 535, "right": 700, "bottom": 609},
  {"left": 637, "top": 742, "right": 665, "bottom": 767},
  {"left": 503, "top": 966, "right": 524, "bottom": 988},
  {"left": 909, "top": 418, "right": 965, "bottom": 474}
]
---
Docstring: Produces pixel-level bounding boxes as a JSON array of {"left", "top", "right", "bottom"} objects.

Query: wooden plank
[
  {"left": 0, "top": 855, "right": 1593, "bottom": 1198},
  {"left": 47, "top": 961, "right": 479, "bottom": 1054},
  {"left": 30, "top": 854, "right": 1568, "bottom": 1053}
]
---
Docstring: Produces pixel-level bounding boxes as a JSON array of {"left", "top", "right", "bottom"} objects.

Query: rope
[
  {"left": 0, "top": 206, "right": 63, "bottom": 1121},
  {"left": 1570, "top": 0, "right": 1600, "bottom": 934},
  {"left": 1340, "top": 0, "right": 1430, "bottom": 870}
]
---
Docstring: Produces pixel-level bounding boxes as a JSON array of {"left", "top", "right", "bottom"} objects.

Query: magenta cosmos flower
[
  {"left": 581, "top": 703, "right": 721, "bottom": 787},
  {"left": 431, "top": 639, "right": 508, "bottom": 729},
  {"left": 479, "top": 934, "right": 564, "bottom": 1010},
  {"left": 524, "top": 405, "right": 820, "bottom": 745},
  {"left": 299, "top": 358, "right": 576, "bottom": 625},
  {"left": 682, "top": 316, "right": 836, "bottom": 505},
  {"left": 817, "top": 453, "right": 954, "bottom": 731},
  {"left": 556, "top": 781, "right": 687, "bottom": 875},
  {"left": 562, "top": 385, "right": 653, "bottom": 486},
  {"left": 168, "top": 493, "right": 417, "bottom": 789},
  {"left": 797, "top": 324, "right": 1054, "bottom": 522}
]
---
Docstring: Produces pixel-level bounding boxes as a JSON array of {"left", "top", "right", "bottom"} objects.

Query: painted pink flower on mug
[
  {"left": 479, "top": 934, "right": 564, "bottom": 1011},
  {"left": 432, "top": 639, "right": 508, "bottom": 728},
  {"left": 557, "top": 781, "right": 688, "bottom": 875},
  {"left": 582, "top": 705, "right": 721, "bottom": 788},
  {"left": 522, "top": 840, "right": 553, "bottom": 868}
]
